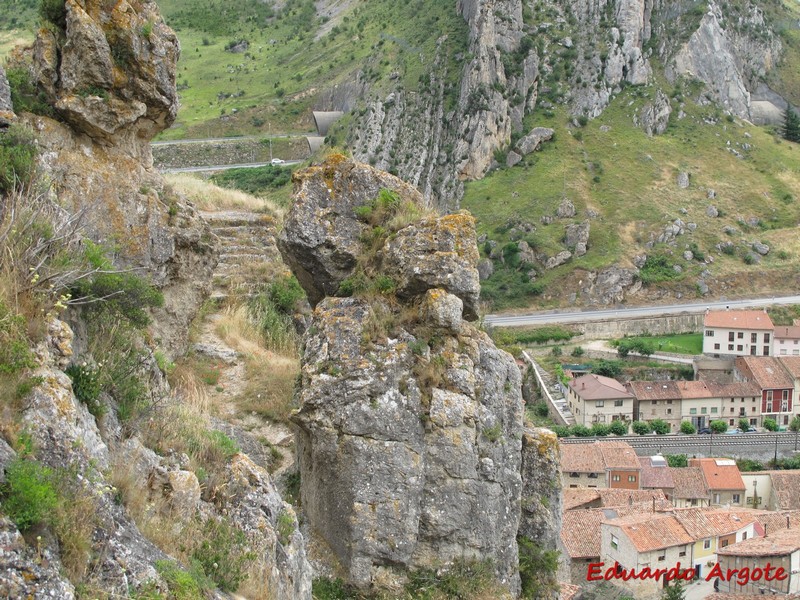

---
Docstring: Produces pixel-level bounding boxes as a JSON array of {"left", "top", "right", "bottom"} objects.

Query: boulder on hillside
[
  {"left": 565, "top": 221, "right": 590, "bottom": 256},
  {"left": 636, "top": 89, "right": 672, "bottom": 136},
  {"left": 516, "top": 127, "right": 554, "bottom": 155},
  {"left": 0, "top": 65, "right": 13, "bottom": 127}
]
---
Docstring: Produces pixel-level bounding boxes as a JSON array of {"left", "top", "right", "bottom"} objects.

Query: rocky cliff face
[
  {"left": 341, "top": 0, "right": 788, "bottom": 208},
  {"left": 279, "top": 156, "right": 525, "bottom": 592},
  {"left": 12, "top": 0, "right": 213, "bottom": 356}
]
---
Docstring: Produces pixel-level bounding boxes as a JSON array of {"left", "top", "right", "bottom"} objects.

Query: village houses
[
  {"left": 560, "top": 440, "right": 641, "bottom": 489},
  {"left": 702, "top": 309, "right": 774, "bottom": 357},
  {"left": 566, "top": 373, "right": 635, "bottom": 427}
]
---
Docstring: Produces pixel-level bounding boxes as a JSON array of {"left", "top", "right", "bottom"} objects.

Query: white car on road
[{"left": 271, "top": 158, "right": 285, "bottom": 165}]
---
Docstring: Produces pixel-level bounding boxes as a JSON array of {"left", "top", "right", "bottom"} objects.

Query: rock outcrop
[
  {"left": 280, "top": 156, "right": 524, "bottom": 593},
  {"left": 14, "top": 0, "right": 213, "bottom": 356},
  {"left": 0, "top": 65, "right": 13, "bottom": 128}
]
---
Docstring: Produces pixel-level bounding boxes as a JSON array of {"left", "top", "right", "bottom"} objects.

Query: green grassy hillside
[{"left": 464, "top": 79, "right": 800, "bottom": 309}]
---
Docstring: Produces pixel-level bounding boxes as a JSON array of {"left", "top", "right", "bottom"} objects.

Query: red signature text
[{"left": 587, "top": 561, "right": 788, "bottom": 586}]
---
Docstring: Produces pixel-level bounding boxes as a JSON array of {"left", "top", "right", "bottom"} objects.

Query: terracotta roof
[
  {"left": 717, "top": 526, "right": 800, "bottom": 557},
  {"left": 568, "top": 373, "right": 634, "bottom": 401},
  {"left": 559, "top": 582, "right": 581, "bottom": 600},
  {"left": 779, "top": 356, "right": 800, "bottom": 378},
  {"left": 770, "top": 471, "right": 800, "bottom": 510},
  {"left": 707, "top": 381, "right": 761, "bottom": 398},
  {"left": 670, "top": 467, "right": 710, "bottom": 499},
  {"left": 598, "top": 488, "right": 667, "bottom": 508},
  {"left": 596, "top": 440, "right": 641, "bottom": 471},
  {"left": 690, "top": 458, "right": 746, "bottom": 492},
  {"left": 774, "top": 326, "right": 800, "bottom": 340},
  {"left": 562, "top": 510, "right": 604, "bottom": 558},
  {"left": 559, "top": 440, "right": 640, "bottom": 473},
  {"left": 560, "top": 443, "right": 605, "bottom": 474},
  {"left": 627, "top": 380, "right": 681, "bottom": 400},
  {"left": 563, "top": 488, "right": 602, "bottom": 510},
  {"left": 704, "top": 309, "right": 774, "bottom": 330},
  {"left": 603, "top": 513, "right": 693, "bottom": 552},
  {"left": 639, "top": 456, "right": 675, "bottom": 489},
  {"left": 676, "top": 380, "right": 716, "bottom": 399},
  {"left": 671, "top": 508, "right": 756, "bottom": 539},
  {"left": 754, "top": 509, "right": 800, "bottom": 535},
  {"left": 735, "top": 356, "right": 794, "bottom": 389}
]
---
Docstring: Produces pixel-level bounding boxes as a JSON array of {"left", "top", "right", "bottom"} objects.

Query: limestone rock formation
[
  {"left": 565, "top": 221, "right": 590, "bottom": 257},
  {"left": 17, "top": 0, "right": 213, "bottom": 356},
  {"left": 516, "top": 127, "right": 554, "bottom": 155},
  {"left": 280, "top": 157, "right": 524, "bottom": 593},
  {"left": 0, "top": 65, "right": 13, "bottom": 127},
  {"left": 636, "top": 89, "right": 672, "bottom": 135}
]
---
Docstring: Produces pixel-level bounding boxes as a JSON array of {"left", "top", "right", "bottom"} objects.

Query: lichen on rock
[{"left": 280, "top": 156, "right": 525, "bottom": 593}]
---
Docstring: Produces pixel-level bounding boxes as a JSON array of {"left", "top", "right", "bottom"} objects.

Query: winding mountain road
[{"left": 484, "top": 295, "right": 800, "bottom": 327}]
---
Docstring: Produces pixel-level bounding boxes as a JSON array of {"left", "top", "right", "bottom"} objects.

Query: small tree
[
  {"left": 782, "top": 107, "right": 800, "bottom": 143},
  {"left": 553, "top": 425, "right": 571, "bottom": 438},
  {"left": 666, "top": 454, "right": 688, "bottom": 468},
  {"left": 591, "top": 423, "right": 611, "bottom": 437},
  {"left": 710, "top": 420, "right": 728, "bottom": 434},
  {"left": 680, "top": 421, "right": 696, "bottom": 435},
  {"left": 592, "top": 360, "right": 622, "bottom": 378},
  {"left": 631, "top": 421, "right": 652, "bottom": 435},
  {"left": 661, "top": 580, "right": 686, "bottom": 600},
  {"left": 789, "top": 416, "right": 800, "bottom": 433},
  {"left": 739, "top": 418, "right": 750, "bottom": 432},
  {"left": 651, "top": 419, "right": 670, "bottom": 435},
  {"left": 609, "top": 420, "right": 628, "bottom": 435},
  {"left": 764, "top": 417, "right": 778, "bottom": 432},
  {"left": 571, "top": 424, "right": 592, "bottom": 437}
]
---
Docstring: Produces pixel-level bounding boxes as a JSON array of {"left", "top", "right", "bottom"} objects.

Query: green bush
[
  {"left": 155, "top": 559, "right": 211, "bottom": 600},
  {"left": 192, "top": 518, "right": 255, "bottom": 593},
  {"left": 312, "top": 578, "right": 357, "bottom": 600},
  {"left": 0, "top": 123, "right": 39, "bottom": 194},
  {"left": 533, "top": 403, "right": 550, "bottom": 418},
  {"left": 0, "top": 300, "right": 36, "bottom": 374},
  {"left": 65, "top": 363, "right": 104, "bottom": 417},
  {"left": 211, "top": 164, "right": 292, "bottom": 196},
  {"left": 5, "top": 68, "right": 54, "bottom": 119},
  {"left": 631, "top": 421, "right": 651, "bottom": 435},
  {"left": 518, "top": 536, "right": 560, "bottom": 599},
  {"left": 571, "top": 346, "right": 585, "bottom": 357},
  {"left": 763, "top": 417, "right": 778, "bottom": 432},
  {"left": 739, "top": 418, "right": 751, "bottom": 432},
  {"left": 39, "top": 0, "right": 66, "bottom": 30},
  {"left": 263, "top": 274, "right": 304, "bottom": 314},
  {"left": 666, "top": 454, "right": 688, "bottom": 468},
  {"left": 1, "top": 458, "right": 58, "bottom": 531},
  {"left": 248, "top": 291, "right": 298, "bottom": 354},
  {"left": 591, "top": 423, "right": 611, "bottom": 436},
  {"left": 570, "top": 424, "right": 592, "bottom": 437},
  {"left": 552, "top": 425, "right": 570, "bottom": 437},
  {"left": 679, "top": 421, "right": 696, "bottom": 435},
  {"left": 591, "top": 360, "right": 622, "bottom": 378},
  {"left": 710, "top": 420, "right": 729, "bottom": 433},
  {"left": 609, "top": 420, "right": 628, "bottom": 435},
  {"left": 639, "top": 254, "right": 681, "bottom": 284},
  {"left": 405, "top": 558, "right": 496, "bottom": 599},
  {"left": 491, "top": 326, "right": 577, "bottom": 346},
  {"left": 651, "top": 419, "right": 670, "bottom": 435}
]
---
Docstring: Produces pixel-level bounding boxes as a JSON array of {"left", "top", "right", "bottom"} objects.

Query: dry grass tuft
[{"left": 165, "top": 173, "right": 284, "bottom": 217}]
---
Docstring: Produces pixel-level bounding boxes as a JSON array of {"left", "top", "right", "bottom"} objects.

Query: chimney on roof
[
  {"left": 788, "top": 516, "right": 791, "bottom": 530},
  {"left": 629, "top": 495, "right": 633, "bottom": 506},
  {"left": 765, "top": 523, "right": 768, "bottom": 537}
]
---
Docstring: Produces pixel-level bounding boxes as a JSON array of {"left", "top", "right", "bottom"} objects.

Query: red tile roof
[
  {"left": 639, "top": 456, "right": 675, "bottom": 490},
  {"left": 671, "top": 508, "right": 756, "bottom": 539},
  {"left": 563, "top": 488, "right": 602, "bottom": 510},
  {"left": 774, "top": 326, "right": 800, "bottom": 340},
  {"left": 559, "top": 582, "right": 581, "bottom": 600},
  {"left": 670, "top": 467, "right": 710, "bottom": 499},
  {"left": 561, "top": 510, "right": 604, "bottom": 558},
  {"left": 603, "top": 513, "right": 694, "bottom": 552},
  {"left": 707, "top": 381, "right": 761, "bottom": 398},
  {"left": 735, "top": 356, "right": 795, "bottom": 389},
  {"left": 689, "top": 458, "right": 746, "bottom": 492},
  {"left": 779, "top": 356, "right": 800, "bottom": 378},
  {"left": 568, "top": 373, "right": 634, "bottom": 401},
  {"left": 704, "top": 310, "right": 774, "bottom": 330},
  {"left": 559, "top": 440, "right": 641, "bottom": 473},
  {"left": 676, "top": 380, "right": 716, "bottom": 399},
  {"left": 627, "top": 381, "right": 681, "bottom": 400},
  {"left": 769, "top": 471, "right": 800, "bottom": 510},
  {"left": 717, "top": 526, "right": 800, "bottom": 557}
]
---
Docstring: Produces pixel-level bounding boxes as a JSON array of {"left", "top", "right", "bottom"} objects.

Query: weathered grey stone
[
  {"left": 517, "top": 240, "right": 537, "bottom": 265},
  {"left": 0, "top": 517, "right": 76, "bottom": 599},
  {"left": 192, "top": 342, "right": 238, "bottom": 364},
  {"left": 382, "top": 213, "right": 481, "bottom": 320},
  {"left": 687, "top": 222, "right": 697, "bottom": 232},
  {"left": 706, "top": 205, "right": 719, "bottom": 217},
  {"left": 0, "top": 438, "right": 15, "bottom": 484},
  {"left": 278, "top": 156, "right": 424, "bottom": 306},
  {"left": 557, "top": 198, "right": 576, "bottom": 218},
  {"left": 633, "top": 254, "right": 647, "bottom": 269},
  {"left": 753, "top": 242, "right": 770, "bottom": 256},
  {"left": 636, "top": 89, "right": 672, "bottom": 135},
  {"left": 707, "top": 189, "right": 717, "bottom": 200},
  {"left": 673, "top": 264, "right": 683, "bottom": 273},
  {"left": 546, "top": 250, "right": 572, "bottom": 270},
  {"left": 421, "top": 289, "right": 463, "bottom": 331},
  {"left": 683, "top": 251, "right": 694, "bottom": 261},
  {"left": 677, "top": 172, "right": 690, "bottom": 188},
  {"left": 516, "top": 127, "right": 555, "bottom": 155},
  {"left": 565, "top": 221, "right": 590, "bottom": 256},
  {"left": 506, "top": 150, "right": 522, "bottom": 167},
  {"left": 697, "top": 279, "right": 709, "bottom": 295},
  {"left": 166, "top": 470, "right": 201, "bottom": 518},
  {"left": 580, "top": 267, "right": 638, "bottom": 305},
  {"left": 723, "top": 225, "right": 739, "bottom": 236},
  {"left": 477, "top": 258, "right": 494, "bottom": 280},
  {"left": 0, "top": 65, "right": 13, "bottom": 127}
]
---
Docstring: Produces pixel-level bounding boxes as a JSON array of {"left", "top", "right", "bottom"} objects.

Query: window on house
[
  {"left": 782, "top": 401, "right": 789, "bottom": 412},
  {"left": 703, "top": 539, "right": 711, "bottom": 550},
  {"left": 570, "top": 473, "right": 579, "bottom": 478},
  {"left": 785, "top": 415, "right": 790, "bottom": 425},
  {"left": 782, "top": 349, "right": 788, "bottom": 355},
  {"left": 743, "top": 532, "right": 748, "bottom": 540},
  {"left": 729, "top": 332, "right": 735, "bottom": 342},
  {"left": 738, "top": 332, "right": 744, "bottom": 339},
  {"left": 737, "top": 345, "right": 743, "bottom": 352},
  {"left": 570, "top": 484, "right": 577, "bottom": 488},
  {"left": 764, "top": 346, "right": 770, "bottom": 356},
  {"left": 691, "top": 499, "right": 698, "bottom": 506},
  {"left": 768, "top": 390, "right": 774, "bottom": 401},
  {"left": 767, "top": 401, "right": 773, "bottom": 413},
  {"left": 765, "top": 333, "right": 770, "bottom": 343},
  {"left": 711, "top": 407, "right": 718, "bottom": 413},
  {"left": 733, "top": 494, "right": 740, "bottom": 504},
  {"left": 714, "top": 343, "right": 720, "bottom": 350},
  {"left": 713, "top": 493, "right": 721, "bottom": 504},
  {"left": 783, "top": 390, "right": 790, "bottom": 401},
  {"left": 588, "top": 473, "right": 598, "bottom": 479},
  {"left": 667, "top": 399, "right": 673, "bottom": 404},
  {"left": 651, "top": 410, "right": 656, "bottom": 416},
  {"left": 679, "top": 551, "right": 686, "bottom": 557},
  {"left": 611, "top": 535, "right": 618, "bottom": 550},
  {"left": 721, "top": 539, "right": 729, "bottom": 548},
  {"left": 729, "top": 419, "right": 734, "bottom": 426},
  {"left": 701, "top": 407, "right": 707, "bottom": 414},
  {"left": 690, "top": 408, "right": 697, "bottom": 415},
  {"left": 706, "top": 330, "right": 714, "bottom": 337},
  {"left": 730, "top": 408, "right": 735, "bottom": 413},
  {"left": 658, "top": 555, "right": 666, "bottom": 562},
  {"left": 615, "top": 399, "right": 624, "bottom": 407},
  {"left": 728, "top": 344, "right": 734, "bottom": 351},
  {"left": 667, "top": 409, "right": 672, "bottom": 415},
  {"left": 750, "top": 345, "right": 757, "bottom": 355},
  {"left": 596, "top": 400, "right": 605, "bottom": 407},
  {"left": 628, "top": 475, "right": 636, "bottom": 482},
  {"left": 751, "top": 333, "right": 757, "bottom": 343},
  {"left": 612, "top": 475, "right": 621, "bottom": 482}
]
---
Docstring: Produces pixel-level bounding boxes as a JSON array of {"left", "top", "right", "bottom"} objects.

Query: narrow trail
[{"left": 189, "top": 208, "right": 296, "bottom": 478}]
